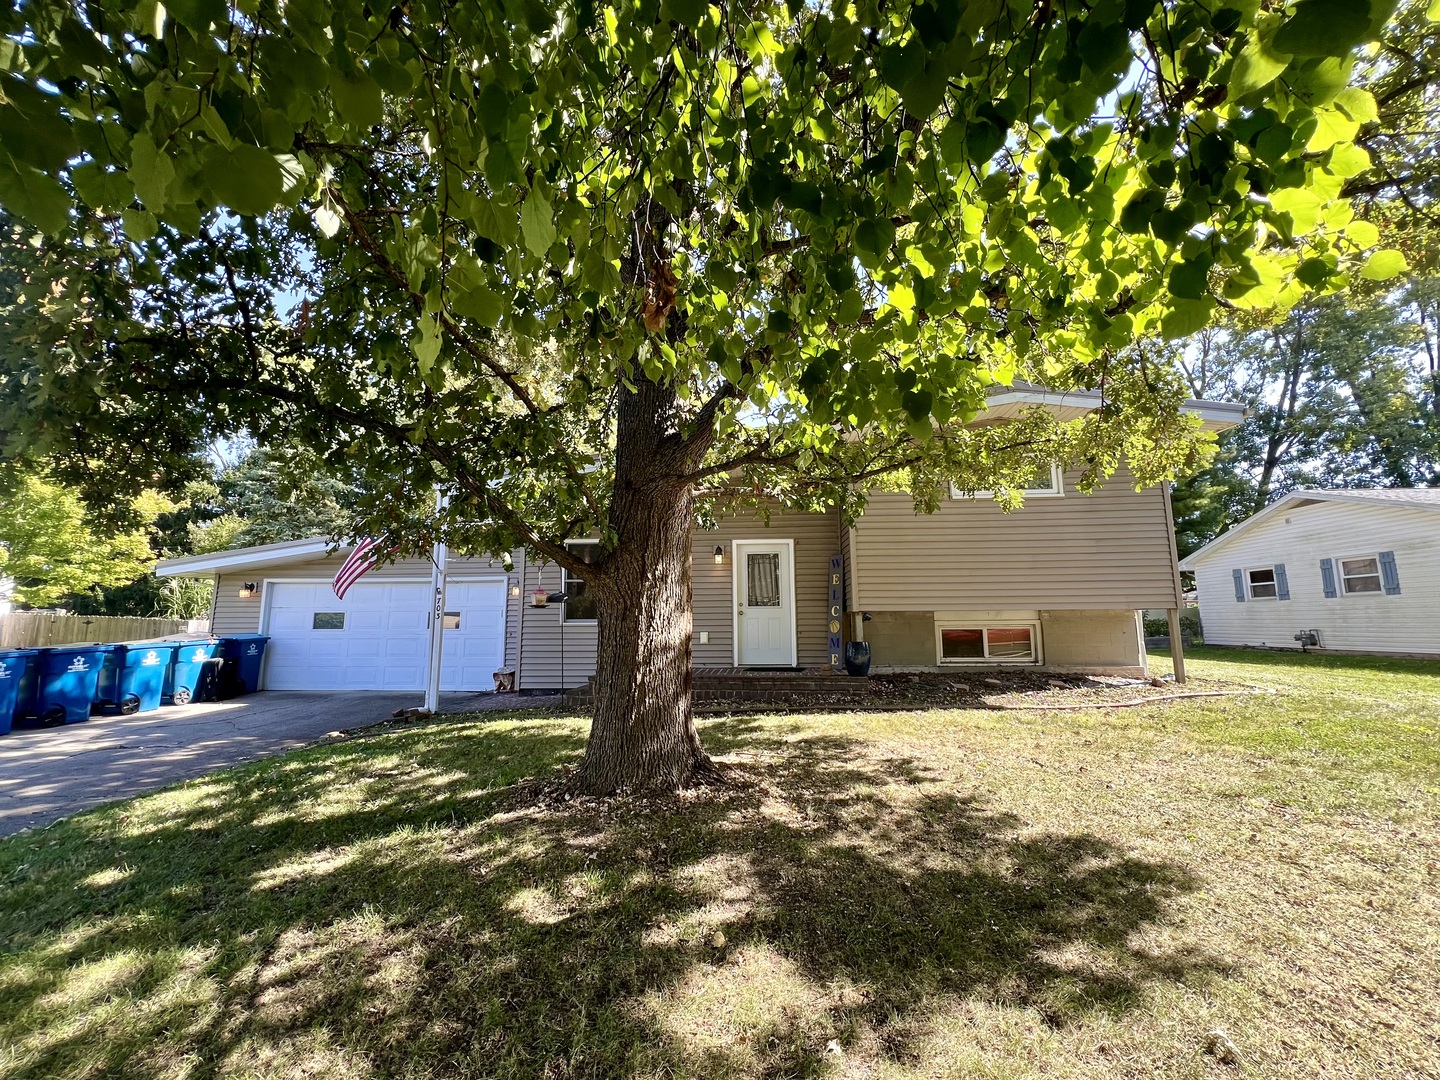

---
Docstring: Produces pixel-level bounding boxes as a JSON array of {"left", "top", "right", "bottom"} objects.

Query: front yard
[{"left": 1, "top": 648, "right": 1436, "bottom": 1079}]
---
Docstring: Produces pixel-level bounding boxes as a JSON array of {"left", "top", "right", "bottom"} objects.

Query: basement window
[{"left": 936, "top": 625, "right": 1038, "bottom": 664}]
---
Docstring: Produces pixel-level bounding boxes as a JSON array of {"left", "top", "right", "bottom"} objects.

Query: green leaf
[
  {"left": 202, "top": 143, "right": 284, "bottom": 217},
  {"left": 1360, "top": 248, "right": 1409, "bottom": 280},
  {"left": 452, "top": 281, "right": 505, "bottom": 326},
  {"left": 660, "top": 0, "right": 706, "bottom": 24},
  {"left": 1077, "top": 19, "right": 1133, "bottom": 74},
  {"left": 165, "top": 0, "right": 227, "bottom": 31},
  {"left": 128, "top": 132, "right": 175, "bottom": 213},
  {"left": 854, "top": 217, "right": 895, "bottom": 268},
  {"left": 412, "top": 315, "right": 442, "bottom": 372},
  {"left": 72, "top": 162, "right": 135, "bottom": 211},
  {"left": 836, "top": 289, "right": 865, "bottom": 323},
  {"left": 1168, "top": 258, "right": 1211, "bottom": 300},
  {"left": 901, "top": 61, "right": 949, "bottom": 119},
  {"left": 0, "top": 163, "right": 70, "bottom": 235},
  {"left": 1273, "top": 0, "right": 1372, "bottom": 57},
  {"left": 1119, "top": 189, "right": 1164, "bottom": 233},
  {"left": 1230, "top": 35, "right": 1291, "bottom": 97},
  {"left": 1325, "top": 142, "right": 1370, "bottom": 179},
  {"left": 331, "top": 73, "right": 384, "bottom": 130},
  {"left": 1161, "top": 297, "right": 1214, "bottom": 339},
  {"left": 1429, "top": 0, "right": 1440, "bottom": 20},
  {"left": 520, "top": 186, "right": 556, "bottom": 257},
  {"left": 122, "top": 207, "right": 157, "bottom": 242},
  {"left": 1151, "top": 201, "right": 1198, "bottom": 245},
  {"left": 902, "top": 387, "right": 933, "bottom": 422}
]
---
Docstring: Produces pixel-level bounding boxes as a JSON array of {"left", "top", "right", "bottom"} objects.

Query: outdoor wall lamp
[
  {"left": 714, "top": 545, "right": 725, "bottom": 564},
  {"left": 511, "top": 583, "right": 521, "bottom": 598},
  {"left": 238, "top": 582, "right": 259, "bottom": 599}
]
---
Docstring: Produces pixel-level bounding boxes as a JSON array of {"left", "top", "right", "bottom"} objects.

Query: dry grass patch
[{"left": 0, "top": 651, "right": 1436, "bottom": 1078}]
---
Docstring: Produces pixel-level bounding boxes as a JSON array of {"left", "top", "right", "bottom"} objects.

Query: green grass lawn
[{"left": 1, "top": 647, "right": 1437, "bottom": 1079}]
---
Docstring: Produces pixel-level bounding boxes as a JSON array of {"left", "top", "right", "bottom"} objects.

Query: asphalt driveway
[{"left": 0, "top": 690, "right": 504, "bottom": 836}]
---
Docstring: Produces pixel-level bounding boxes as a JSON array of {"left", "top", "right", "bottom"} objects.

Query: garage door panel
[{"left": 263, "top": 578, "right": 507, "bottom": 691}]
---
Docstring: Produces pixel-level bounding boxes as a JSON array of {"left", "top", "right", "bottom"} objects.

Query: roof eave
[{"left": 155, "top": 536, "right": 342, "bottom": 578}]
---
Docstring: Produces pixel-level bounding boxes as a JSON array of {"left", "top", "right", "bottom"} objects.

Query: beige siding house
[{"left": 157, "top": 389, "right": 1244, "bottom": 691}]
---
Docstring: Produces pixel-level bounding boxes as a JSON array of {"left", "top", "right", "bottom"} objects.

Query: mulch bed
[{"left": 693, "top": 670, "right": 1246, "bottom": 714}]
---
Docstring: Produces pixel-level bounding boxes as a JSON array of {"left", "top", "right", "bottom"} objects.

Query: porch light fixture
[
  {"left": 510, "top": 583, "right": 521, "bottom": 597},
  {"left": 238, "top": 582, "right": 259, "bottom": 599},
  {"left": 714, "top": 545, "right": 724, "bottom": 564}
]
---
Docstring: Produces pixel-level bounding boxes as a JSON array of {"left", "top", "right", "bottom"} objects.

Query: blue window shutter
[
  {"left": 1274, "top": 563, "right": 1290, "bottom": 601},
  {"left": 1320, "top": 558, "right": 1337, "bottom": 599},
  {"left": 1379, "top": 550, "right": 1401, "bottom": 595},
  {"left": 1232, "top": 568, "right": 1247, "bottom": 602}
]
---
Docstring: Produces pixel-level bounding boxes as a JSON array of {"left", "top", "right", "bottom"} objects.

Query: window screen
[
  {"left": 1340, "top": 557, "right": 1382, "bottom": 594},
  {"left": 1247, "top": 567, "right": 1277, "bottom": 599}
]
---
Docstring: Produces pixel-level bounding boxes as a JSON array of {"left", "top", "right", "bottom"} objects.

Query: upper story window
[
  {"left": 1246, "top": 567, "right": 1278, "bottom": 600},
  {"left": 563, "top": 542, "right": 600, "bottom": 621},
  {"left": 1339, "top": 555, "right": 1383, "bottom": 595},
  {"left": 950, "top": 463, "right": 1064, "bottom": 501}
]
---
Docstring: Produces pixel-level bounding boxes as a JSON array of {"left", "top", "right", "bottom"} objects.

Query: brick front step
[{"left": 563, "top": 669, "right": 868, "bottom": 708}]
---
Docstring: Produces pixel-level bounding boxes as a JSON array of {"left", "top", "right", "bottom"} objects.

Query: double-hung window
[
  {"left": 951, "top": 463, "right": 1064, "bottom": 500},
  {"left": 562, "top": 542, "right": 600, "bottom": 621},
  {"left": 1338, "top": 555, "right": 1383, "bottom": 595},
  {"left": 1246, "top": 567, "right": 1278, "bottom": 600}
]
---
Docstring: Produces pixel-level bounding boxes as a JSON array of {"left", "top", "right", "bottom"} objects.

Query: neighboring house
[
  {"left": 155, "top": 388, "right": 1244, "bottom": 691},
  {"left": 1180, "top": 488, "right": 1440, "bottom": 657}
]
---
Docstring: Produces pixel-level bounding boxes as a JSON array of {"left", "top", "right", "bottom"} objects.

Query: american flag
[{"left": 332, "top": 537, "right": 382, "bottom": 599}]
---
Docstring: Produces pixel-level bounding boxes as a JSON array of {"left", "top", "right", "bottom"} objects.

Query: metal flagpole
[{"left": 424, "top": 488, "right": 450, "bottom": 714}]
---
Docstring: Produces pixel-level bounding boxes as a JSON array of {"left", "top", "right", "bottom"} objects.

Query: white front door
[{"left": 734, "top": 541, "right": 796, "bottom": 666}]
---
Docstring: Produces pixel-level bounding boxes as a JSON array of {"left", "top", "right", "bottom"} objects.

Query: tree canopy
[
  {"left": 0, "top": 470, "right": 164, "bottom": 608},
  {"left": 0, "top": 0, "right": 1412, "bottom": 789}
]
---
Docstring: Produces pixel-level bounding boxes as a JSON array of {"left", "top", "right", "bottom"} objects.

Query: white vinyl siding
[{"left": 1190, "top": 501, "right": 1438, "bottom": 655}]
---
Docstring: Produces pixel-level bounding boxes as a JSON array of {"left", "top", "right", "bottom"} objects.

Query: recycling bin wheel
[
  {"left": 171, "top": 686, "right": 192, "bottom": 706},
  {"left": 42, "top": 705, "right": 67, "bottom": 724},
  {"left": 120, "top": 694, "right": 141, "bottom": 715}
]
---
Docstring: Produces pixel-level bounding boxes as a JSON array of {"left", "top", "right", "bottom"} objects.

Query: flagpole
[{"left": 424, "top": 488, "right": 449, "bottom": 713}]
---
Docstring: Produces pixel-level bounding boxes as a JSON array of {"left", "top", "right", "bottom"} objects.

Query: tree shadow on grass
[{"left": 0, "top": 713, "right": 1222, "bottom": 1079}]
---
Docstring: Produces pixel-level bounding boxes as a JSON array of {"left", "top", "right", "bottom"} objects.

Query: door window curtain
[{"left": 747, "top": 552, "right": 781, "bottom": 607}]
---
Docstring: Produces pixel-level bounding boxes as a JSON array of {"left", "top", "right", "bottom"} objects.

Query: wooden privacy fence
[{"left": 0, "top": 612, "right": 210, "bottom": 649}]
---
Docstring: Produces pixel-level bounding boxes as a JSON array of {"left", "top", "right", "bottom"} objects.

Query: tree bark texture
[{"left": 573, "top": 375, "right": 714, "bottom": 794}]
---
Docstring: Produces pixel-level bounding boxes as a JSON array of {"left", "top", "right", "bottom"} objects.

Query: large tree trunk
[{"left": 573, "top": 376, "right": 714, "bottom": 795}]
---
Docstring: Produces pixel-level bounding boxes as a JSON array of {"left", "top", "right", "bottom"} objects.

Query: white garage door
[{"left": 262, "top": 579, "right": 507, "bottom": 691}]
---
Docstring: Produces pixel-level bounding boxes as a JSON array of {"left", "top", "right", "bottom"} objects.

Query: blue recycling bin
[
  {"left": 0, "top": 648, "right": 38, "bottom": 735},
  {"left": 30, "top": 645, "right": 116, "bottom": 724},
  {"left": 164, "top": 640, "right": 221, "bottom": 705},
  {"left": 218, "top": 635, "right": 269, "bottom": 697},
  {"left": 95, "top": 642, "right": 180, "bottom": 715}
]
